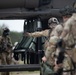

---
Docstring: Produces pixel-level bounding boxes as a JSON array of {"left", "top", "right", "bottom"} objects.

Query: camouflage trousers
[
  {"left": 40, "top": 62, "right": 55, "bottom": 75},
  {"left": 0, "top": 52, "right": 12, "bottom": 75}
]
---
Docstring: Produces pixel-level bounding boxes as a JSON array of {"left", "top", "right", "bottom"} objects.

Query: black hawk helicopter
[{"left": 0, "top": 0, "right": 76, "bottom": 73}]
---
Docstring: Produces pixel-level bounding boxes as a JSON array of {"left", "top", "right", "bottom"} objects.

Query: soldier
[
  {"left": 56, "top": 6, "right": 73, "bottom": 63},
  {"left": 24, "top": 18, "right": 63, "bottom": 75},
  {"left": 60, "top": 7, "right": 72, "bottom": 57},
  {"left": 56, "top": 6, "right": 76, "bottom": 75},
  {"left": 24, "top": 17, "right": 63, "bottom": 62},
  {"left": 0, "top": 27, "right": 12, "bottom": 75},
  {"left": 46, "top": 8, "right": 73, "bottom": 73}
]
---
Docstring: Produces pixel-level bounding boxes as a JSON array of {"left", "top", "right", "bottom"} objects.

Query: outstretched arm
[{"left": 24, "top": 30, "right": 48, "bottom": 37}]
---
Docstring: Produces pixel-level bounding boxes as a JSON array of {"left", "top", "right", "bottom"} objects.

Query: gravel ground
[
  {"left": 10, "top": 71, "right": 40, "bottom": 75},
  {"left": 10, "top": 60, "right": 40, "bottom": 75}
]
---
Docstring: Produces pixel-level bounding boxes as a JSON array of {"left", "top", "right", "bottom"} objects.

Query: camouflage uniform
[
  {"left": 0, "top": 28, "right": 12, "bottom": 75},
  {"left": 45, "top": 36, "right": 59, "bottom": 65},
  {"left": 63, "top": 13, "right": 76, "bottom": 45},
  {"left": 58, "top": 12, "right": 76, "bottom": 75}
]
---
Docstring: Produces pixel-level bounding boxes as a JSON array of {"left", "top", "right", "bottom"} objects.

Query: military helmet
[
  {"left": 60, "top": 6, "right": 74, "bottom": 16},
  {"left": 3, "top": 27, "right": 10, "bottom": 32},
  {"left": 3, "top": 27, "right": 10, "bottom": 36},
  {"left": 48, "top": 17, "right": 59, "bottom": 25}
]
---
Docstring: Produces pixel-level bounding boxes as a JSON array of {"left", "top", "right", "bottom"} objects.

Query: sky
[{"left": 0, "top": 20, "right": 24, "bottom": 32}]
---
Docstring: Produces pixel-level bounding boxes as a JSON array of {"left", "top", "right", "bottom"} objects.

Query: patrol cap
[{"left": 48, "top": 17, "right": 59, "bottom": 25}]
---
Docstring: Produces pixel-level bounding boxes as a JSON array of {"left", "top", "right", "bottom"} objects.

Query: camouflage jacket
[{"left": 0, "top": 36, "right": 12, "bottom": 52}]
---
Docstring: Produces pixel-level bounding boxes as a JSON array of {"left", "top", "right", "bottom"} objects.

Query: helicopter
[
  {"left": 0, "top": 0, "right": 76, "bottom": 66},
  {"left": 0, "top": 1, "right": 76, "bottom": 75},
  {"left": 0, "top": 0, "right": 75, "bottom": 19}
]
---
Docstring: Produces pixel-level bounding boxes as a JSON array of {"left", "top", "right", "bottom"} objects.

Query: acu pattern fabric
[
  {"left": 63, "top": 13, "right": 76, "bottom": 47},
  {"left": 64, "top": 13, "right": 76, "bottom": 64},
  {"left": 0, "top": 35, "right": 12, "bottom": 75},
  {"left": 58, "top": 13, "right": 76, "bottom": 75},
  {"left": 63, "top": 13, "right": 76, "bottom": 59},
  {"left": 44, "top": 24, "right": 63, "bottom": 65}
]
